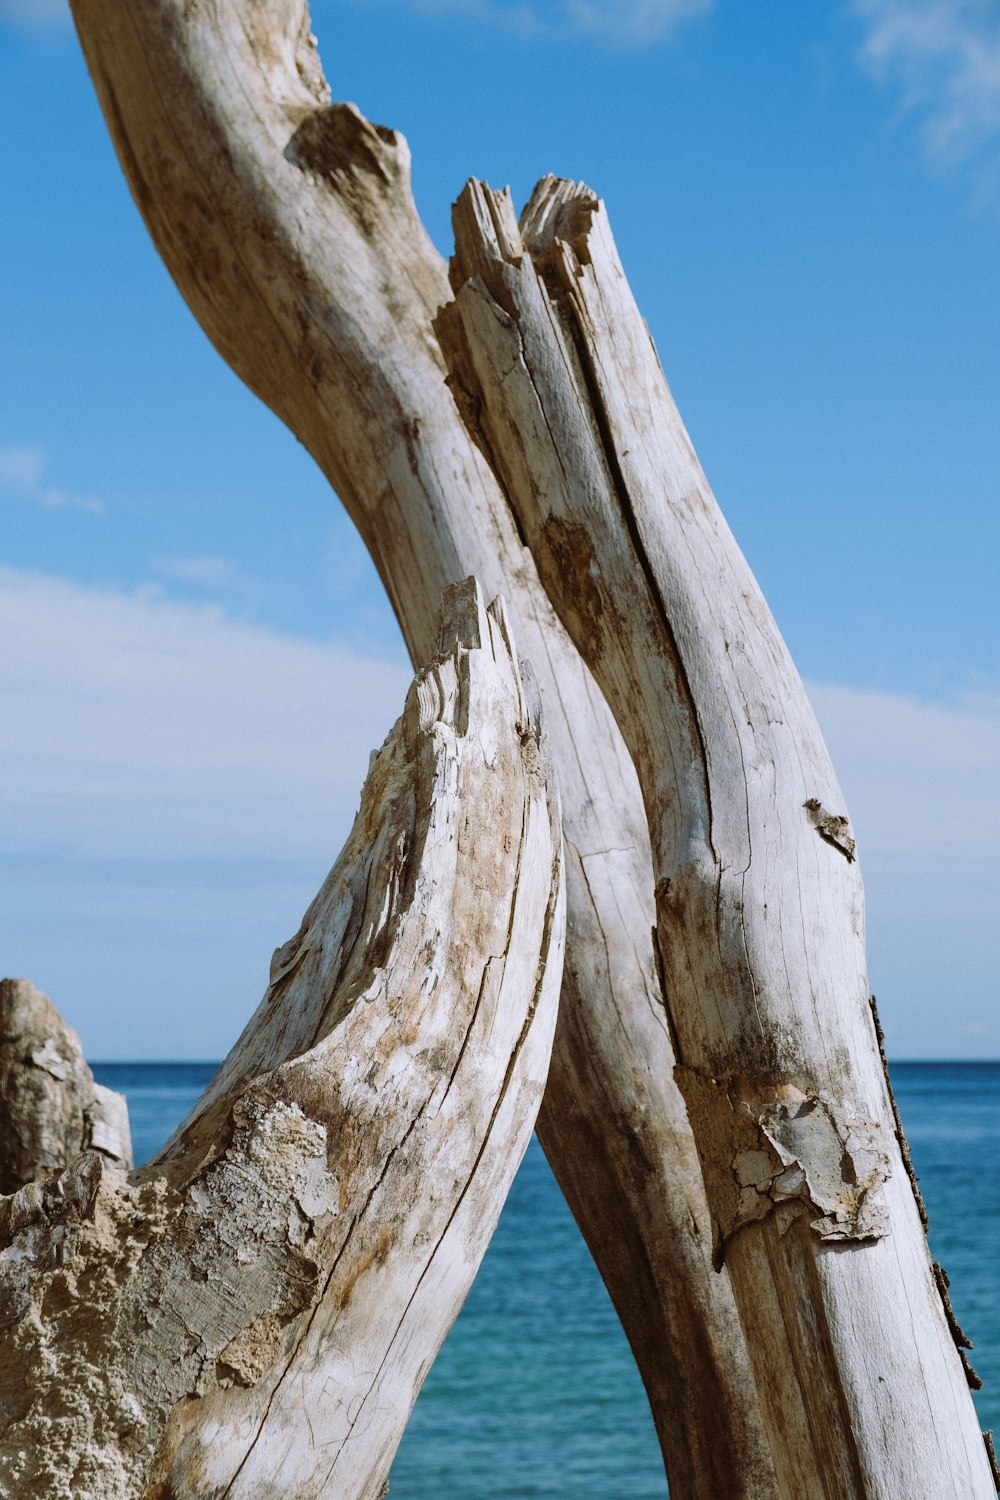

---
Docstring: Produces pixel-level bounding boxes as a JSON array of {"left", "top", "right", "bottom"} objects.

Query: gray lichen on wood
[{"left": 0, "top": 579, "right": 565, "bottom": 1500}]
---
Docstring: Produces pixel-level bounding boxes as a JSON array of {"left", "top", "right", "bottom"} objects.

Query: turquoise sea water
[{"left": 92, "top": 1061, "right": 1000, "bottom": 1497}]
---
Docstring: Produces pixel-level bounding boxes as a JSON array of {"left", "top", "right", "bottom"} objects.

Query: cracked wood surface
[
  {"left": 0, "top": 579, "right": 565, "bottom": 1500},
  {"left": 65, "top": 2, "right": 776, "bottom": 1495},
  {"left": 438, "top": 175, "right": 995, "bottom": 1499}
]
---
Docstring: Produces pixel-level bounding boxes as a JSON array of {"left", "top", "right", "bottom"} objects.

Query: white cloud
[
  {"left": 0, "top": 446, "right": 105, "bottom": 516},
  {"left": 0, "top": 448, "right": 45, "bottom": 488},
  {"left": 1, "top": 564, "right": 995, "bottom": 1058},
  {"left": 153, "top": 554, "right": 238, "bottom": 590},
  {"left": 808, "top": 678, "right": 1000, "bottom": 866},
  {"left": 0, "top": 0, "right": 67, "bottom": 28},
  {"left": 808, "top": 678, "right": 999, "bottom": 1056},
  {"left": 4, "top": 562, "right": 993, "bottom": 879},
  {"left": 562, "top": 0, "right": 710, "bottom": 46},
  {"left": 3, "top": 0, "right": 707, "bottom": 45},
  {"left": 375, "top": 0, "right": 539, "bottom": 36},
  {"left": 0, "top": 565, "right": 411, "bottom": 861},
  {"left": 856, "top": 0, "right": 1000, "bottom": 169},
  {"left": 337, "top": 0, "right": 710, "bottom": 47},
  {"left": 2, "top": 562, "right": 995, "bottom": 1055}
]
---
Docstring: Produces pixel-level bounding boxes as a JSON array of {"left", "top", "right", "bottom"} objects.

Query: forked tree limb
[
  {"left": 0, "top": 579, "right": 565, "bottom": 1500},
  {"left": 438, "top": 178, "right": 995, "bottom": 1499},
  {"left": 66, "top": 3, "right": 776, "bottom": 1494}
]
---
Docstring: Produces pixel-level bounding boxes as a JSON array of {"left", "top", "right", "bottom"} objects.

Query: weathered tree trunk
[
  {"left": 437, "top": 178, "right": 996, "bottom": 1498},
  {"left": 0, "top": 579, "right": 565, "bottom": 1500},
  {"left": 65, "top": 5, "right": 776, "bottom": 1494},
  {"left": 0, "top": 978, "right": 132, "bottom": 1190}
]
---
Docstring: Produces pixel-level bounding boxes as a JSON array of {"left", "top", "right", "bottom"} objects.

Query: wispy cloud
[
  {"left": 0, "top": 0, "right": 67, "bottom": 29},
  {"left": 0, "top": 446, "right": 105, "bottom": 516},
  {"left": 1, "top": 565, "right": 994, "bottom": 1057},
  {"left": 5, "top": 0, "right": 709, "bottom": 45},
  {"left": 561, "top": 0, "right": 711, "bottom": 46},
  {"left": 0, "top": 565, "right": 410, "bottom": 861},
  {"left": 0, "top": 565, "right": 412, "bottom": 1058},
  {"left": 153, "top": 554, "right": 238, "bottom": 590},
  {"left": 3, "top": 0, "right": 708, "bottom": 46},
  {"left": 336, "top": 0, "right": 711, "bottom": 48},
  {"left": 809, "top": 678, "right": 1000, "bottom": 1056},
  {"left": 809, "top": 678, "right": 1000, "bottom": 866},
  {"left": 856, "top": 0, "right": 1000, "bottom": 172}
]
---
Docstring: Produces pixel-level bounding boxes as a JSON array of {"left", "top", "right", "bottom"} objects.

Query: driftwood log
[
  {"left": 65, "top": 4, "right": 775, "bottom": 1494},
  {"left": 437, "top": 178, "right": 995, "bottom": 1499},
  {"left": 50, "top": 3, "right": 994, "bottom": 1494},
  {"left": 0, "top": 579, "right": 565, "bottom": 1500}
]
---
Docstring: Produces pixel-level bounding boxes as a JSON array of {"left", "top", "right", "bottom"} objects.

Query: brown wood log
[
  {"left": 0, "top": 579, "right": 565, "bottom": 1500},
  {"left": 64, "top": 3, "right": 776, "bottom": 1494},
  {"left": 437, "top": 176, "right": 995, "bottom": 1499}
]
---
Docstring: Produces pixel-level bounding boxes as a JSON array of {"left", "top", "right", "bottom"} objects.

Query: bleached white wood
[
  {"left": 0, "top": 579, "right": 565, "bottom": 1500},
  {"left": 65, "top": 3, "right": 776, "bottom": 1493},
  {"left": 440, "top": 176, "right": 995, "bottom": 1499}
]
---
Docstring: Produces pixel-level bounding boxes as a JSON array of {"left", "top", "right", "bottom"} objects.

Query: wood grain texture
[
  {"left": 439, "top": 175, "right": 994, "bottom": 1499},
  {"left": 65, "top": 3, "right": 776, "bottom": 1493},
  {"left": 0, "top": 579, "right": 565, "bottom": 1500}
]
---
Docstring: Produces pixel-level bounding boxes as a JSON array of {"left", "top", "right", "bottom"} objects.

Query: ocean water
[{"left": 92, "top": 1061, "right": 1000, "bottom": 1497}]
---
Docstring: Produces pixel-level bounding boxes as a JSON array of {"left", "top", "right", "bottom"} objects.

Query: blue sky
[{"left": 1, "top": 0, "right": 997, "bottom": 1058}]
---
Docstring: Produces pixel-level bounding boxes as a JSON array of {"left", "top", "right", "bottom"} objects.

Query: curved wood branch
[
  {"left": 0, "top": 579, "right": 565, "bottom": 1500},
  {"left": 438, "top": 178, "right": 994, "bottom": 1499},
  {"left": 65, "top": 3, "right": 775, "bottom": 1493}
]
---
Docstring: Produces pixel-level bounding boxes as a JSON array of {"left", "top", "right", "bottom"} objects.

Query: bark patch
[
  {"left": 869, "top": 993, "right": 929, "bottom": 1230},
  {"left": 676, "top": 1069, "right": 890, "bottom": 1268},
  {"left": 285, "top": 102, "right": 406, "bottom": 193},
  {"left": 803, "top": 798, "right": 856, "bottom": 862}
]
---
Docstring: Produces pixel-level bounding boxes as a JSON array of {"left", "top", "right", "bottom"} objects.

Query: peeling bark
[
  {"left": 438, "top": 176, "right": 994, "bottom": 1497},
  {"left": 65, "top": 3, "right": 775, "bottom": 1494},
  {"left": 0, "top": 579, "right": 565, "bottom": 1500},
  {"left": 803, "top": 799, "right": 856, "bottom": 863},
  {"left": 984, "top": 1431, "right": 1000, "bottom": 1491},
  {"left": 870, "top": 993, "right": 930, "bottom": 1231},
  {"left": 675, "top": 1071, "right": 890, "bottom": 1270}
]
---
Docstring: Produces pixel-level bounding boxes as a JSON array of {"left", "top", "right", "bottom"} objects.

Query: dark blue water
[{"left": 92, "top": 1061, "right": 1000, "bottom": 1497}]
